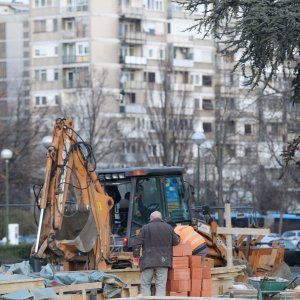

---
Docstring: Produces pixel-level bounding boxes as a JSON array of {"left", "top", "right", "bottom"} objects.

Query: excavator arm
[{"left": 32, "top": 118, "right": 114, "bottom": 270}]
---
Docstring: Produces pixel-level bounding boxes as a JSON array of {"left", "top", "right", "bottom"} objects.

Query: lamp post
[
  {"left": 1, "top": 149, "right": 13, "bottom": 244},
  {"left": 192, "top": 132, "right": 206, "bottom": 206}
]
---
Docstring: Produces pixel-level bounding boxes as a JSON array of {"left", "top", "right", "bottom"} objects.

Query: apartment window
[
  {"left": 194, "top": 98, "right": 200, "bottom": 109},
  {"left": 202, "top": 99, "right": 213, "bottom": 110},
  {"left": 245, "top": 147, "right": 252, "bottom": 157},
  {"left": 147, "top": 0, "right": 163, "bottom": 11},
  {"left": 148, "top": 144, "right": 157, "bottom": 156},
  {"left": 195, "top": 75, "right": 199, "bottom": 85},
  {"left": 54, "top": 69, "right": 59, "bottom": 80},
  {"left": 227, "top": 120, "right": 235, "bottom": 134},
  {"left": 148, "top": 49, "right": 153, "bottom": 58},
  {"left": 203, "top": 122, "right": 212, "bottom": 133},
  {"left": 53, "top": 19, "right": 58, "bottom": 32},
  {"left": 41, "top": 69, "right": 47, "bottom": 81},
  {"left": 0, "top": 23, "right": 6, "bottom": 39},
  {"left": 144, "top": 72, "right": 156, "bottom": 83},
  {"left": 35, "top": 0, "right": 56, "bottom": 7},
  {"left": 226, "top": 144, "right": 236, "bottom": 158},
  {"left": 0, "top": 62, "right": 6, "bottom": 78},
  {"left": 126, "top": 92, "right": 136, "bottom": 104},
  {"left": 35, "top": 96, "right": 47, "bottom": 106},
  {"left": 245, "top": 124, "right": 252, "bottom": 135},
  {"left": 0, "top": 43, "right": 5, "bottom": 59},
  {"left": 55, "top": 95, "right": 60, "bottom": 105},
  {"left": 159, "top": 49, "right": 164, "bottom": 59},
  {"left": 34, "top": 20, "right": 46, "bottom": 33},
  {"left": 202, "top": 75, "right": 212, "bottom": 86},
  {"left": 149, "top": 28, "right": 155, "bottom": 35}
]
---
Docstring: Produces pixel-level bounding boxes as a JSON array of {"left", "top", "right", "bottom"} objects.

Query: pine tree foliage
[{"left": 184, "top": 0, "right": 300, "bottom": 102}]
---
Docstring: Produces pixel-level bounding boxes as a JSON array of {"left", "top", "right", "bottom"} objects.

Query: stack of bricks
[{"left": 167, "top": 244, "right": 213, "bottom": 297}]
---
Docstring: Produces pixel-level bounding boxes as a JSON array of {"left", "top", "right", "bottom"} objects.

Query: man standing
[{"left": 133, "top": 211, "right": 179, "bottom": 296}]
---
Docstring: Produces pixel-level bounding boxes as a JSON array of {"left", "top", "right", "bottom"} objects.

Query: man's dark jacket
[{"left": 134, "top": 218, "right": 179, "bottom": 271}]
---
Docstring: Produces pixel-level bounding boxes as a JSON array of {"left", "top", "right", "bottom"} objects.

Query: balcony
[
  {"left": 120, "top": 56, "right": 147, "bottom": 68},
  {"left": 62, "top": 55, "right": 89, "bottom": 64},
  {"left": 173, "top": 59, "right": 194, "bottom": 68},
  {"left": 173, "top": 83, "right": 194, "bottom": 92},
  {"left": 63, "top": 4, "right": 88, "bottom": 13},
  {"left": 62, "top": 30, "right": 76, "bottom": 39},
  {"left": 123, "top": 81, "right": 146, "bottom": 90},
  {"left": 119, "top": 6, "right": 144, "bottom": 19},
  {"left": 120, "top": 31, "right": 146, "bottom": 44}
]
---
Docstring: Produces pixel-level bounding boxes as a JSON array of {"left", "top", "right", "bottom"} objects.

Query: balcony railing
[
  {"left": 62, "top": 55, "right": 89, "bottom": 64},
  {"left": 123, "top": 81, "right": 146, "bottom": 90},
  {"left": 63, "top": 4, "right": 88, "bottom": 13},
  {"left": 173, "top": 59, "right": 194, "bottom": 68},
  {"left": 120, "top": 31, "right": 146, "bottom": 43},
  {"left": 173, "top": 83, "right": 194, "bottom": 92},
  {"left": 119, "top": 6, "right": 144, "bottom": 19},
  {"left": 120, "top": 56, "right": 146, "bottom": 68},
  {"left": 62, "top": 30, "right": 88, "bottom": 39}
]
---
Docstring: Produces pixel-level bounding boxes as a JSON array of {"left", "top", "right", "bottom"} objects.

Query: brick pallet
[{"left": 166, "top": 244, "right": 213, "bottom": 297}]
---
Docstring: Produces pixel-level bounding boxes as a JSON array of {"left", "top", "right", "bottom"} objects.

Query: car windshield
[{"left": 283, "top": 232, "right": 296, "bottom": 237}]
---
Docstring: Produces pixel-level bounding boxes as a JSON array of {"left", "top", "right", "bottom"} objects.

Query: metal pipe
[
  {"left": 5, "top": 160, "right": 9, "bottom": 244},
  {"left": 34, "top": 208, "right": 45, "bottom": 253}
]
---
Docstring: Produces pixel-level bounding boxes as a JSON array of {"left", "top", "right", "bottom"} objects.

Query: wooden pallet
[{"left": 51, "top": 282, "right": 103, "bottom": 300}]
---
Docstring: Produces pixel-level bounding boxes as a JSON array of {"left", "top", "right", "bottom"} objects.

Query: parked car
[
  {"left": 281, "top": 230, "right": 300, "bottom": 248},
  {"left": 279, "top": 239, "right": 300, "bottom": 266},
  {"left": 260, "top": 233, "right": 280, "bottom": 244}
]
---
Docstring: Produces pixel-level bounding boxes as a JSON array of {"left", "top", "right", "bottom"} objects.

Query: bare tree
[
  {"left": 63, "top": 69, "right": 123, "bottom": 167},
  {"left": 141, "top": 45, "right": 195, "bottom": 167}
]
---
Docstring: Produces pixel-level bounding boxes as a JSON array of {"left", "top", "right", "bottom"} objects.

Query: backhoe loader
[{"left": 32, "top": 118, "right": 286, "bottom": 278}]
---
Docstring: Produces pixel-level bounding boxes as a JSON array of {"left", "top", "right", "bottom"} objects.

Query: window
[
  {"left": 145, "top": 72, "right": 156, "bottom": 83},
  {"left": 227, "top": 120, "right": 235, "bottom": 134},
  {"left": 245, "top": 124, "right": 252, "bottom": 135},
  {"left": 203, "top": 122, "right": 212, "bottom": 133},
  {"left": 148, "top": 49, "right": 153, "bottom": 58},
  {"left": 202, "top": 75, "right": 212, "bottom": 86},
  {"left": 195, "top": 75, "right": 199, "bottom": 85},
  {"left": 0, "top": 23, "right": 5, "bottom": 39},
  {"left": 55, "top": 95, "right": 60, "bottom": 105},
  {"left": 34, "top": 20, "right": 46, "bottom": 33},
  {"left": 53, "top": 19, "right": 58, "bottom": 32},
  {"left": 0, "top": 62, "right": 6, "bottom": 78},
  {"left": 126, "top": 92, "right": 136, "bottom": 104},
  {"left": 202, "top": 99, "right": 213, "bottom": 110},
  {"left": 35, "top": 96, "right": 47, "bottom": 106},
  {"left": 194, "top": 98, "right": 200, "bottom": 109},
  {"left": 147, "top": 0, "right": 163, "bottom": 11},
  {"left": 245, "top": 147, "right": 252, "bottom": 157},
  {"left": 41, "top": 69, "right": 47, "bottom": 81},
  {"left": 159, "top": 49, "right": 164, "bottom": 59},
  {"left": 226, "top": 144, "right": 236, "bottom": 158},
  {"left": 54, "top": 69, "right": 59, "bottom": 80}
]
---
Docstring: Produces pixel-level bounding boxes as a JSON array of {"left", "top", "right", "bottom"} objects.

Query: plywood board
[{"left": 0, "top": 278, "right": 45, "bottom": 294}]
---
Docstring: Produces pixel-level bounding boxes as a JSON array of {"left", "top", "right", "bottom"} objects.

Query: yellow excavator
[
  {"left": 32, "top": 118, "right": 286, "bottom": 279},
  {"left": 31, "top": 118, "right": 114, "bottom": 271}
]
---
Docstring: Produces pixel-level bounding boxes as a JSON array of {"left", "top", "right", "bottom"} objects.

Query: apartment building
[
  {"left": 29, "top": 0, "right": 216, "bottom": 168},
  {"left": 0, "top": 1, "right": 29, "bottom": 118},
  {"left": 27, "top": 0, "right": 300, "bottom": 210}
]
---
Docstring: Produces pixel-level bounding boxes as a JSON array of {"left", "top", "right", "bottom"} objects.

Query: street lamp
[
  {"left": 1, "top": 148, "right": 13, "bottom": 244},
  {"left": 192, "top": 131, "right": 206, "bottom": 206}
]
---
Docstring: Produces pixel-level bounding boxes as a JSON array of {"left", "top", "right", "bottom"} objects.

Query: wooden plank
[
  {"left": 217, "top": 227, "right": 270, "bottom": 236},
  {"left": 52, "top": 282, "right": 102, "bottom": 293},
  {"left": 0, "top": 278, "right": 45, "bottom": 294}
]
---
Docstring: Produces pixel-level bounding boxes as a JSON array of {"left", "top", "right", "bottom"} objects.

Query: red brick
[
  {"left": 202, "top": 278, "right": 212, "bottom": 291},
  {"left": 190, "top": 267, "right": 202, "bottom": 280},
  {"left": 189, "top": 290, "right": 201, "bottom": 297},
  {"left": 172, "top": 244, "right": 192, "bottom": 257},
  {"left": 189, "top": 255, "right": 202, "bottom": 267},
  {"left": 191, "top": 279, "right": 202, "bottom": 291},
  {"left": 172, "top": 245, "right": 183, "bottom": 256},
  {"left": 200, "top": 258, "right": 214, "bottom": 268},
  {"left": 201, "top": 289, "right": 212, "bottom": 297},
  {"left": 202, "top": 266, "right": 212, "bottom": 278},
  {"left": 168, "top": 280, "right": 191, "bottom": 292},
  {"left": 172, "top": 256, "right": 189, "bottom": 268},
  {"left": 168, "top": 268, "right": 190, "bottom": 280},
  {"left": 169, "top": 291, "right": 188, "bottom": 296},
  {"left": 182, "top": 244, "right": 192, "bottom": 256}
]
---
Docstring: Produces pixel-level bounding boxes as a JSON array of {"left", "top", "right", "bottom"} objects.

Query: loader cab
[{"left": 97, "top": 167, "right": 191, "bottom": 250}]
